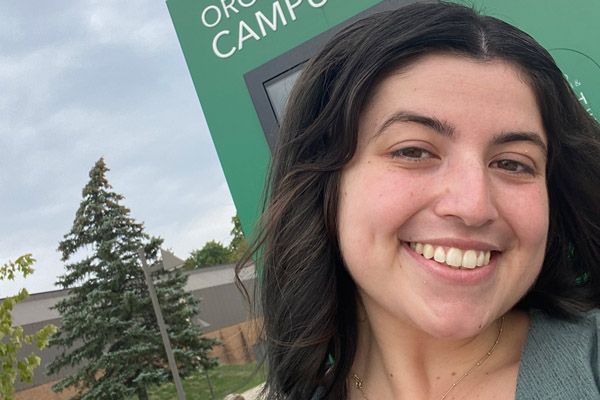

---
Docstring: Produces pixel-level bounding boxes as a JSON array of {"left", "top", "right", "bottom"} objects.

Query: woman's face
[{"left": 337, "top": 54, "right": 549, "bottom": 339}]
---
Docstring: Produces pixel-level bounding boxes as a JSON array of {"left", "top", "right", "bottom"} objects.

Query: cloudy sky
[{"left": 0, "top": 1, "right": 236, "bottom": 297}]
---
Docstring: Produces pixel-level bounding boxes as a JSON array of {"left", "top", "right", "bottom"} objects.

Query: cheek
[
  {"left": 499, "top": 185, "right": 549, "bottom": 255},
  {"left": 339, "top": 167, "right": 405, "bottom": 236},
  {"left": 337, "top": 166, "right": 424, "bottom": 267},
  {"left": 337, "top": 170, "right": 376, "bottom": 254}
]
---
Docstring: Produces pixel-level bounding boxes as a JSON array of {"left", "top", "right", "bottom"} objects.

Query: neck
[{"left": 350, "top": 309, "right": 519, "bottom": 400}]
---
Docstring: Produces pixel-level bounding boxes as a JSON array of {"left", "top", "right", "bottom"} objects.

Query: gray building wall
[
  {"left": 192, "top": 280, "right": 254, "bottom": 333},
  {"left": 6, "top": 263, "right": 256, "bottom": 392},
  {"left": 14, "top": 319, "right": 80, "bottom": 391}
]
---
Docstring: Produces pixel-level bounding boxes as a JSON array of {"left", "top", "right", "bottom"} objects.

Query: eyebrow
[
  {"left": 371, "top": 111, "right": 456, "bottom": 142},
  {"left": 371, "top": 110, "right": 547, "bottom": 157},
  {"left": 491, "top": 131, "right": 548, "bottom": 158}
]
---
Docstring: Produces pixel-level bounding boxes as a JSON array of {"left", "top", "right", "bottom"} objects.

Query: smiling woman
[
  {"left": 338, "top": 54, "right": 549, "bottom": 342},
  {"left": 236, "top": 2, "right": 600, "bottom": 400}
]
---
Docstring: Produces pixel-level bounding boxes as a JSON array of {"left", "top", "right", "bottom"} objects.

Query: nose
[{"left": 433, "top": 158, "right": 499, "bottom": 227}]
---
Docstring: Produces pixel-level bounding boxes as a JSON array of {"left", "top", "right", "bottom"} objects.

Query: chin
[
  {"left": 424, "top": 321, "right": 488, "bottom": 341},
  {"left": 410, "top": 304, "right": 501, "bottom": 340}
]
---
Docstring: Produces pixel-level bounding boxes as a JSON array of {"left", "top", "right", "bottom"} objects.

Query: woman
[{"left": 238, "top": 2, "right": 600, "bottom": 399}]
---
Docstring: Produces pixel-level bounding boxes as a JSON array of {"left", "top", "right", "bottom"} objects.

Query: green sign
[
  {"left": 167, "top": 0, "right": 385, "bottom": 235},
  {"left": 457, "top": 0, "right": 600, "bottom": 120},
  {"left": 168, "top": 0, "right": 600, "bottom": 236}
]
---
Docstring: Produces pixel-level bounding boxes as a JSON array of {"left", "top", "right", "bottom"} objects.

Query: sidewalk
[{"left": 240, "top": 383, "right": 264, "bottom": 400}]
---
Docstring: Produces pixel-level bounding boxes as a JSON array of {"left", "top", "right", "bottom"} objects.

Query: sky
[{"left": 0, "top": 1, "right": 237, "bottom": 297}]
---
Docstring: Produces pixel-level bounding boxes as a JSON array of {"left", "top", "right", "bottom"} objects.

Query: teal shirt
[
  {"left": 516, "top": 309, "right": 600, "bottom": 399},
  {"left": 313, "top": 309, "right": 600, "bottom": 399}
]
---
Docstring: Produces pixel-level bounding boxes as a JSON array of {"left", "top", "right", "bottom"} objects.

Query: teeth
[
  {"left": 433, "top": 247, "right": 446, "bottom": 263},
  {"left": 423, "top": 244, "right": 434, "bottom": 259},
  {"left": 409, "top": 242, "right": 492, "bottom": 269},
  {"left": 476, "top": 251, "right": 485, "bottom": 266},
  {"left": 446, "top": 247, "right": 462, "bottom": 267},
  {"left": 462, "top": 250, "right": 477, "bottom": 269},
  {"left": 415, "top": 242, "right": 424, "bottom": 254}
]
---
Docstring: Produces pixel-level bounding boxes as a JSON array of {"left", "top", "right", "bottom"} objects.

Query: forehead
[{"left": 360, "top": 54, "right": 545, "bottom": 144}]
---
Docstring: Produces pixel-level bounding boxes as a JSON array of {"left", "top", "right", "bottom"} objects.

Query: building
[{"left": 7, "top": 263, "right": 258, "bottom": 399}]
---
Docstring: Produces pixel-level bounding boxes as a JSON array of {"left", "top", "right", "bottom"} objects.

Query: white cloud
[
  {"left": 0, "top": 245, "right": 64, "bottom": 298},
  {"left": 85, "top": 0, "right": 173, "bottom": 53},
  {"left": 0, "top": 15, "right": 22, "bottom": 42},
  {"left": 0, "top": 0, "right": 238, "bottom": 296},
  {"left": 162, "top": 197, "right": 238, "bottom": 254}
]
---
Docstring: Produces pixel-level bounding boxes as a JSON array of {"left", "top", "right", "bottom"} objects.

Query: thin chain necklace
[{"left": 351, "top": 316, "right": 505, "bottom": 400}]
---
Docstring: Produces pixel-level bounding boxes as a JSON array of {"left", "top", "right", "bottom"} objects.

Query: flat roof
[{"left": 5, "top": 263, "right": 255, "bottom": 327}]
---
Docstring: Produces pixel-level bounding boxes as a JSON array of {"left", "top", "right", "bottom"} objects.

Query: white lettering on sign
[
  {"left": 285, "top": 0, "right": 303, "bottom": 21},
  {"left": 212, "top": 30, "right": 236, "bottom": 58},
  {"left": 221, "top": 0, "right": 239, "bottom": 18},
  {"left": 239, "top": 20, "right": 261, "bottom": 50},
  {"left": 308, "top": 0, "right": 327, "bottom": 7},
  {"left": 256, "top": 2, "right": 287, "bottom": 37},
  {"left": 202, "top": 5, "right": 222, "bottom": 28},
  {"left": 202, "top": 0, "right": 330, "bottom": 59},
  {"left": 564, "top": 73, "right": 595, "bottom": 118}
]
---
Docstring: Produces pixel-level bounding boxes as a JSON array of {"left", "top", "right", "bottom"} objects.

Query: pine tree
[{"left": 47, "top": 158, "right": 218, "bottom": 400}]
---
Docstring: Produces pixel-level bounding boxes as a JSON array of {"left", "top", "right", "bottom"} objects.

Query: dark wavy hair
[{"left": 236, "top": 2, "right": 600, "bottom": 399}]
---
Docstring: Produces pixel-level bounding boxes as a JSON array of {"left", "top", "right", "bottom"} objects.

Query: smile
[{"left": 409, "top": 242, "right": 492, "bottom": 269}]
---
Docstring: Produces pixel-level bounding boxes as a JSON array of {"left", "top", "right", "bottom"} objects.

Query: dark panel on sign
[{"left": 244, "top": 0, "right": 435, "bottom": 152}]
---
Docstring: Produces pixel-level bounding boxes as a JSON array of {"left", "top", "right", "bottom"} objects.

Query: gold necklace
[{"left": 351, "top": 316, "right": 505, "bottom": 400}]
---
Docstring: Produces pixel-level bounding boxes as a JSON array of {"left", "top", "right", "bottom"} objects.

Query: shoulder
[
  {"left": 516, "top": 309, "right": 600, "bottom": 399},
  {"left": 526, "top": 308, "right": 600, "bottom": 350},
  {"left": 528, "top": 308, "right": 600, "bottom": 339}
]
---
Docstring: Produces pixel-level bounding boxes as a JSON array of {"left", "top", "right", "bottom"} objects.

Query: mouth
[{"left": 409, "top": 242, "right": 493, "bottom": 270}]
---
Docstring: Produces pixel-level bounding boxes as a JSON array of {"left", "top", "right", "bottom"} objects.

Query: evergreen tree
[{"left": 46, "top": 158, "right": 218, "bottom": 400}]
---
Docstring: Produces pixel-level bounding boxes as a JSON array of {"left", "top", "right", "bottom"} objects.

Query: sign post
[{"left": 138, "top": 249, "right": 186, "bottom": 400}]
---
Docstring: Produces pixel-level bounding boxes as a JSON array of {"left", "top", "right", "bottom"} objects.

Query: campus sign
[
  {"left": 168, "top": 0, "right": 599, "bottom": 236},
  {"left": 200, "top": 0, "right": 330, "bottom": 59},
  {"left": 167, "top": 0, "right": 403, "bottom": 235}
]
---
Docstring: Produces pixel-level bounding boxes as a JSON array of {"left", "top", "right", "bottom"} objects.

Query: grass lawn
[{"left": 145, "top": 362, "right": 265, "bottom": 399}]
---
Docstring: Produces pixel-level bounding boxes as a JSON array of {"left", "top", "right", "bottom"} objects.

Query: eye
[
  {"left": 391, "top": 147, "right": 435, "bottom": 161},
  {"left": 492, "top": 159, "right": 535, "bottom": 176}
]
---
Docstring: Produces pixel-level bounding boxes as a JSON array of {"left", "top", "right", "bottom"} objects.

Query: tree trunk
[
  {"left": 205, "top": 369, "right": 216, "bottom": 400},
  {"left": 137, "top": 387, "right": 149, "bottom": 400}
]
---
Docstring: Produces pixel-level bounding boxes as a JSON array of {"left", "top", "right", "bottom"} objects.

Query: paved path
[{"left": 240, "top": 383, "right": 264, "bottom": 399}]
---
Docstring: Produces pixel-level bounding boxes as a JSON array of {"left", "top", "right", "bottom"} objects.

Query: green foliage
[
  {"left": 227, "top": 215, "right": 248, "bottom": 264},
  {"left": 185, "top": 215, "right": 248, "bottom": 270},
  {"left": 46, "top": 158, "right": 218, "bottom": 400},
  {"left": 184, "top": 241, "right": 231, "bottom": 270},
  {"left": 0, "top": 255, "right": 58, "bottom": 400},
  {"left": 134, "top": 362, "right": 265, "bottom": 400}
]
